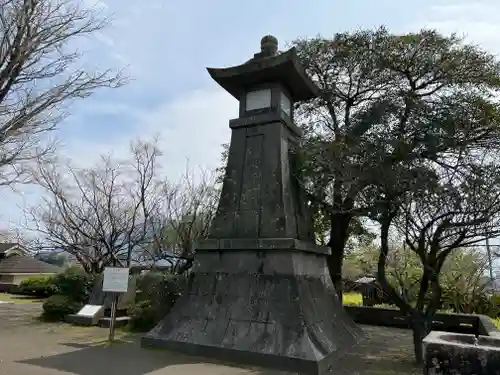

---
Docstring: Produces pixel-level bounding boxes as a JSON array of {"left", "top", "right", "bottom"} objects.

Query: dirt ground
[{"left": 0, "top": 302, "right": 422, "bottom": 375}]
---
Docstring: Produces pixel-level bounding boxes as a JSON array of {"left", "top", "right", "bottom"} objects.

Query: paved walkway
[{"left": 0, "top": 302, "right": 421, "bottom": 375}]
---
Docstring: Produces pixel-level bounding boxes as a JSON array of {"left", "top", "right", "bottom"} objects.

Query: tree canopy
[{"left": 291, "top": 27, "right": 500, "bottom": 300}]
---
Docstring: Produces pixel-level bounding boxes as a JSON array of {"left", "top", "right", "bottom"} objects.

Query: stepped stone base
[
  {"left": 141, "top": 249, "right": 364, "bottom": 375},
  {"left": 98, "top": 316, "right": 131, "bottom": 328}
]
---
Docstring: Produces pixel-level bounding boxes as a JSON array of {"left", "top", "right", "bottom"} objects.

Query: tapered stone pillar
[{"left": 141, "top": 36, "right": 364, "bottom": 375}]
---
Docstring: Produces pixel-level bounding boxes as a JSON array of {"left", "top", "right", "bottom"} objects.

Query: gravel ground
[{"left": 0, "top": 302, "right": 422, "bottom": 375}]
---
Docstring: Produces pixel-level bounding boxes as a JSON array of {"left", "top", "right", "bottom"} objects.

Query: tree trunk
[
  {"left": 88, "top": 273, "right": 105, "bottom": 305},
  {"left": 177, "top": 258, "right": 193, "bottom": 275},
  {"left": 327, "top": 213, "right": 351, "bottom": 302},
  {"left": 411, "top": 310, "right": 430, "bottom": 365},
  {"left": 376, "top": 217, "right": 431, "bottom": 364}
]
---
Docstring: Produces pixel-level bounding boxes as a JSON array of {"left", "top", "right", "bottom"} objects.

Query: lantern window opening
[{"left": 245, "top": 88, "right": 272, "bottom": 112}]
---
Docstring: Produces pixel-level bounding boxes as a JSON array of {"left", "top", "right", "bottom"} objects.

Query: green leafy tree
[
  {"left": 375, "top": 160, "right": 500, "bottom": 363},
  {"left": 290, "top": 27, "right": 500, "bottom": 300},
  {"left": 346, "top": 243, "right": 494, "bottom": 313},
  {"left": 346, "top": 243, "right": 422, "bottom": 303},
  {"left": 440, "top": 248, "right": 494, "bottom": 314}
]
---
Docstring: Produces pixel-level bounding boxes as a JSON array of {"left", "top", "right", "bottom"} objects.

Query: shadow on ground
[
  {"left": 18, "top": 335, "right": 288, "bottom": 375},
  {"left": 333, "top": 325, "right": 422, "bottom": 375},
  {"left": 19, "top": 337, "right": 191, "bottom": 375},
  {"left": 18, "top": 326, "right": 422, "bottom": 375}
]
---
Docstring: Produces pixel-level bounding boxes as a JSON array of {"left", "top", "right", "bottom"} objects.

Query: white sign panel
[
  {"left": 77, "top": 304, "right": 103, "bottom": 317},
  {"left": 280, "top": 92, "right": 291, "bottom": 117},
  {"left": 246, "top": 88, "right": 271, "bottom": 111},
  {"left": 103, "top": 267, "right": 129, "bottom": 293}
]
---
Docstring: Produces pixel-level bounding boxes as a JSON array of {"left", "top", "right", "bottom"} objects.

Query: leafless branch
[
  {"left": 26, "top": 138, "right": 161, "bottom": 274},
  {"left": 148, "top": 167, "right": 219, "bottom": 274},
  {"left": 0, "top": 0, "right": 125, "bottom": 186}
]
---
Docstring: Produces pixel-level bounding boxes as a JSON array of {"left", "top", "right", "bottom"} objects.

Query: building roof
[
  {"left": 355, "top": 277, "right": 377, "bottom": 284},
  {"left": 0, "top": 243, "right": 20, "bottom": 254},
  {"left": 0, "top": 255, "right": 62, "bottom": 274}
]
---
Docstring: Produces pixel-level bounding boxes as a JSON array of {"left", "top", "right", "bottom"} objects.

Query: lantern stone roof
[{"left": 206, "top": 36, "right": 319, "bottom": 102}]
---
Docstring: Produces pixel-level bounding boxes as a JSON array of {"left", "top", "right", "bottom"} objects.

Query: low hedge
[
  {"left": 41, "top": 294, "right": 83, "bottom": 321},
  {"left": 128, "top": 272, "right": 188, "bottom": 332},
  {"left": 51, "top": 266, "right": 93, "bottom": 303},
  {"left": 40, "top": 267, "right": 94, "bottom": 321},
  {"left": 18, "top": 276, "right": 58, "bottom": 298}
]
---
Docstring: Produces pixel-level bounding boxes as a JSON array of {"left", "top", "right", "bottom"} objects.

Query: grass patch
[
  {"left": 0, "top": 293, "right": 44, "bottom": 305},
  {"left": 343, "top": 292, "right": 363, "bottom": 306},
  {"left": 493, "top": 318, "right": 500, "bottom": 329}
]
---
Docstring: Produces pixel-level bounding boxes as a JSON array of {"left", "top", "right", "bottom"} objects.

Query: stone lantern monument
[{"left": 142, "top": 36, "right": 363, "bottom": 375}]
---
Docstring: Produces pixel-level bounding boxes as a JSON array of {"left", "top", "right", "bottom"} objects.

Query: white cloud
[
  {"left": 82, "top": 0, "right": 108, "bottom": 11},
  {"left": 62, "top": 86, "right": 237, "bottom": 180},
  {"left": 0, "top": 0, "right": 241, "bottom": 232},
  {"left": 409, "top": 0, "right": 500, "bottom": 55},
  {"left": 0, "top": 86, "right": 237, "bottom": 231},
  {"left": 3, "top": 0, "right": 500, "bottom": 235}
]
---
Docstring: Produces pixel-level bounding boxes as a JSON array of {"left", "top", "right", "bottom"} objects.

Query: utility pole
[
  {"left": 486, "top": 237, "right": 496, "bottom": 305},
  {"left": 486, "top": 237, "right": 494, "bottom": 284}
]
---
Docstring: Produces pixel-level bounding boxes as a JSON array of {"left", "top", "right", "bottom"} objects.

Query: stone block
[
  {"left": 195, "top": 238, "right": 330, "bottom": 255},
  {"left": 65, "top": 304, "right": 104, "bottom": 326},
  {"left": 423, "top": 331, "right": 500, "bottom": 375}
]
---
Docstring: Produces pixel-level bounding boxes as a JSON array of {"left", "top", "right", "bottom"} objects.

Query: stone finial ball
[{"left": 261, "top": 35, "right": 278, "bottom": 55}]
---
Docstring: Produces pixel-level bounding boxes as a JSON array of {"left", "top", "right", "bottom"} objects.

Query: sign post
[
  {"left": 102, "top": 267, "right": 129, "bottom": 342},
  {"left": 108, "top": 293, "right": 118, "bottom": 341}
]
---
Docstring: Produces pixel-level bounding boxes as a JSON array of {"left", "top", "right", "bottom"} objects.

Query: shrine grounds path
[{"left": 0, "top": 301, "right": 421, "bottom": 375}]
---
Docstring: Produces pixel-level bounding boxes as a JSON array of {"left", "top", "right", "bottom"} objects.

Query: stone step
[
  {"left": 103, "top": 308, "right": 129, "bottom": 318},
  {"left": 98, "top": 316, "right": 131, "bottom": 328}
]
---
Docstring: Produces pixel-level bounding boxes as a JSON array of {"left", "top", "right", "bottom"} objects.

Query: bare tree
[
  {"left": 0, "top": 227, "right": 25, "bottom": 243},
  {"left": 28, "top": 139, "right": 161, "bottom": 274},
  {"left": 0, "top": 0, "right": 124, "bottom": 186},
  {"left": 148, "top": 168, "right": 219, "bottom": 274}
]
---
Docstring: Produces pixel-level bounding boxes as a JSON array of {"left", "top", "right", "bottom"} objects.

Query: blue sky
[{"left": 2, "top": 0, "right": 500, "bottom": 240}]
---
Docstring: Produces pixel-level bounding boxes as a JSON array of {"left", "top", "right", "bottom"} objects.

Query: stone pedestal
[{"left": 142, "top": 248, "right": 363, "bottom": 374}]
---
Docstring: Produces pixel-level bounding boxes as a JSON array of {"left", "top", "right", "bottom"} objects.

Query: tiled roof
[
  {"left": 355, "top": 277, "right": 377, "bottom": 284},
  {"left": 0, "top": 255, "right": 62, "bottom": 274},
  {"left": 0, "top": 243, "right": 18, "bottom": 254}
]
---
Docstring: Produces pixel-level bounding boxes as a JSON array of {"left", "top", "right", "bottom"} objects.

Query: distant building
[
  {"left": 0, "top": 243, "right": 27, "bottom": 260},
  {"left": 0, "top": 255, "right": 62, "bottom": 286},
  {"left": 353, "top": 276, "right": 389, "bottom": 306},
  {"left": 0, "top": 243, "right": 63, "bottom": 292}
]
